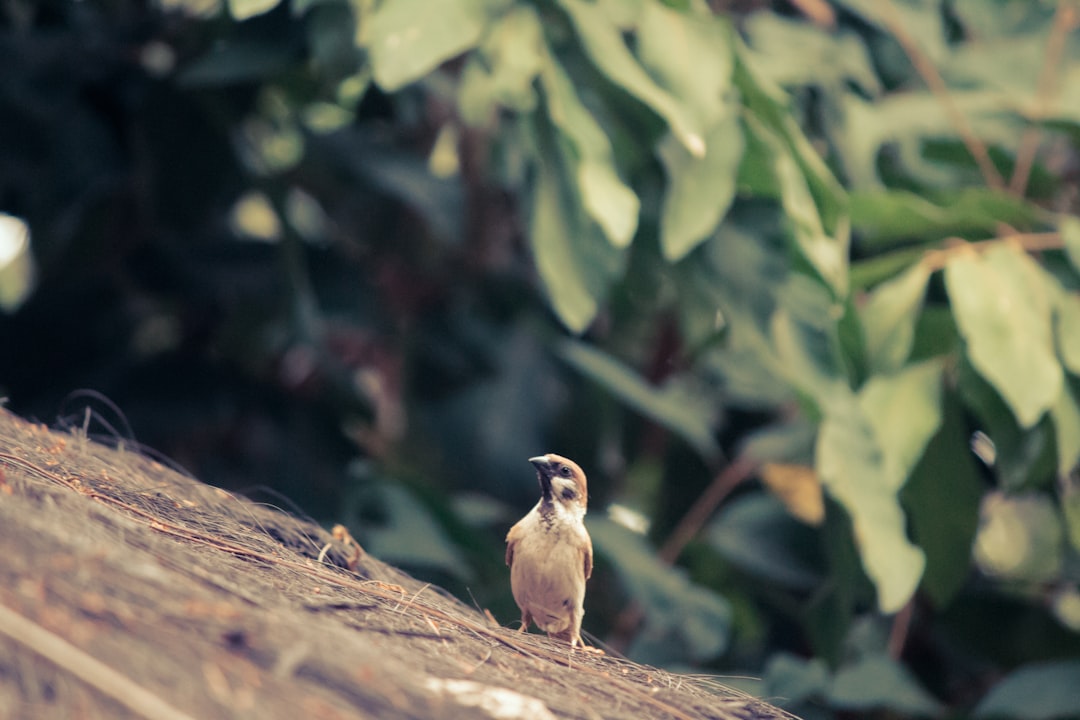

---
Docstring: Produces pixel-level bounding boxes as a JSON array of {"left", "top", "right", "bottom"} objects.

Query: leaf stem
[
  {"left": 878, "top": 0, "right": 1005, "bottom": 191},
  {"left": 920, "top": 231, "right": 1062, "bottom": 273},
  {"left": 1008, "top": 2, "right": 1078, "bottom": 197}
]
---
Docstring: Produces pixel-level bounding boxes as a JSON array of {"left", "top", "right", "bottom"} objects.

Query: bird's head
[{"left": 529, "top": 453, "right": 588, "bottom": 511}]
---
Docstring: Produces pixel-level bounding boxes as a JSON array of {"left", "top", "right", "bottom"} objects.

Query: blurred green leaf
[
  {"left": 708, "top": 493, "right": 825, "bottom": 590},
  {"left": 557, "top": 339, "right": 719, "bottom": 460},
  {"left": 763, "top": 653, "right": 829, "bottom": 706},
  {"left": 1053, "top": 287, "right": 1080, "bottom": 376},
  {"left": 657, "top": 112, "right": 743, "bottom": 262},
  {"left": 353, "top": 483, "right": 473, "bottom": 579},
  {"left": 228, "top": 0, "right": 281, "bottom": 20},
  {"left": 974, "top": 661, "right": 1080, "bottom": 720},
  {"left": 974, "top": 491, "right": 1064, "bottom": 583},
  {"left": 744, "top": 116, "right": 847, "bottom": 297},
  {"left": 902, "top": 391, "right": 982, "bottom": 607},
  {"left": 1061, "top": 216, "right": 1080, "bottom": 276},
  {"left": 538, "top": 51, "right": 639, "bottom": 248},
  {"left": 957, "top": 357, "right": 1056, "bottom": 490},
  {"left": 850, "top": 189, "right": 1043, "bottom": 249},
  {"left": 817, "top": 362, "right": 943, "bottom": 612},
  {"left": 1061, "top": 475, "right": 1080, "bottom": 554},
  {"left": 457, "top": 5, "right": 543, "bottom": 125},
  {"left": 828, "top": 654, "right": 943, "bottom": 717},
  {"left": 180, "top": 39, "right": 299, "bottom": 85},
  {"left": 860, "top": 262, "right": 930, "bottom": 374},
  {"left": 589, "top": 517, "right": 731, "bottom": 664},
  {"left": 556, "top": 0, "right": 705, "bottom": 157},
  {"left": 946, "top": 245, "right": 1063, "bottom": 429},
  {"left": 743, "top": 12, "right": 879, "bottom": 94},
  {"left": 360, "top": 0, "right": 490, "bottom": 92},
  {"left": 1051, "top": 380, "right": 1080, "bottom": 474}
]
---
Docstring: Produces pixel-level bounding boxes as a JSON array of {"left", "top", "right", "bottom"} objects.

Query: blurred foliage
[{"left": 3, "top": 0, "right": 1080, "bottom": 718}]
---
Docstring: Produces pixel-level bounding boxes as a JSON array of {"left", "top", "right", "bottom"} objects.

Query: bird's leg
[{"left": 519, "top": 611, "right": 531, "bottom": 632}]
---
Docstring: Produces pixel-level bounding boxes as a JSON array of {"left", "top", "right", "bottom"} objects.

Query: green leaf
[
  {"left": 1051, "top": 380, "right": 1080, "bottom": 474},
  {"left": 707, "top": 493, "right": 825, "bottom": 590},
  {"left": 744, "top": 115, "right": 848, "bottom": 297},
  {"left": 227, "top": 0, "right": 281, "bottom": 20},
  {"left": 556, "top": 0, "right": 705, "bottom": 157},
  {"left": 742, "top": 13, "right": 880, "bottom": 94},
  {"left": 529, "top": 157, "right": 599, "bottom": 333},
  {"left": 635, "top": 2, "right": 734, "bottom": 129},
  {"left": 1061, "top": 216, "right": 1080, "bottom": 276},
  {"left": 851, "top": 189, "right": 1043, "bottom": 249},
  {"left": 657, "top": 113, "right": 744, "bottom": 261},
  {"left": 817, "top": 362, "right": 943, "bottom": 613},
  {"left": 1054, "top": 290, "right": 1080, "bottom": 376},
  {"left": 589, "top": 517, "right": 731, "bottom": 663},
  {"left": 557, "top": 340, "right": 720, "bottom": 460},
  {"left": 1062, "top": 475, "right": 1080, "bottom": 554},
  {"left": 763, "top": 653, "right": 829, "bottom": 706},
  {"left": 538, "top": 52, "right": 639, "bottom": 248},
  {"left": 946, "top": 245, "right": 1063, "bottom": 429},
  {"left": 860, "top": 262, "right": 930, "bottom": 374},
  {"left": 974, "top": 491, "right": 1064, "bottom": 583},
  {"left": 456, "top": 5, "right": 544, "bottom": 125},
  {"left": 902, "top": 391, "right": 982, "bottom": 607},
  {"left": 360, "top": 0, "right": 490, "bottom": 92},
  {"left": 957, "top": 357, "right": 1056, "bottom": 490},
  {"left": 974, "top": 661, "right": 1080, "bottom": 720},
  {"left": 828, "top": 655, "right": 943, "bottom": 717}
]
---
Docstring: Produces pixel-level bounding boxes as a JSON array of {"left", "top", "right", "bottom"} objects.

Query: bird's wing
[
  {"left": 505, "top": 521, "right": 523, "bottom": 568},
  {"left": 582, "top": 533, "right": 593, "bottom": 580}
]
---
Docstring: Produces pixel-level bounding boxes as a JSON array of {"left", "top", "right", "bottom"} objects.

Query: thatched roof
[{"left": 0, "top": 408, "right": 795, "bottom": 720}]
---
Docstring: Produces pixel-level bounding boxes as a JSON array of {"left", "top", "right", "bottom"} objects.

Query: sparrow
[{"left": 505, "top": 453, "right": 593, "bottom": 648}]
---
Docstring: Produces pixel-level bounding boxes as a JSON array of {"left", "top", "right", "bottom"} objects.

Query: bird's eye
[{"left": 559, "top": 465, "right": 572, "bottom": 477}]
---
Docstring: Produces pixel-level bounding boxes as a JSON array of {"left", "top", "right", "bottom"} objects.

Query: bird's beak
[{"left": 529, "top": 455, "right": 554, "bottom": 494}]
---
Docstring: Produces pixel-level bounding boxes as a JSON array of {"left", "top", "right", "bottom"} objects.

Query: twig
[
  {"left": 658, "top": 454, "right": 759, "bottom": 564},
  {"left": 887, "top": 599, "right": 914, "bottom": 659},
  {"left": 1008, "top": 2, "right": 1078, "bottom": 196},
  {"left": 0, "top": 603, "right": 198, "bottom": 720},
  {"left": 787, "top": 0, "right": 835, "bottom": 28},
  {"left": 879, "top": 0, "right": 1006, "bottom": 191},
  {"left": 919, "top": 231, "right": 1062, "bottom": 273}
]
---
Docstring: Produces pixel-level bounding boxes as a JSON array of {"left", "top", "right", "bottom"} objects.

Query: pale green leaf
[
  {"left": 456, "top": 5, "right": 543, "bottom": 125},
  {"left": 635, "top": 2, "right": 734, "bottom": 128},
  {"left": 745, "top": 116, "right": 847, "bottom": 296},
  {"left": 1055, "top": 291, "right": 1080, "bottom": 375},
  {"left": 817, "top": 362, "right": 942, "bottom": 612},
  {"left": 829, "top": 655, "right": 943, "bottom": 716},
  {"left": 860, "top": 263, "right": 931, "bottom": 374},
  {"left": 529, "top": 155, "right": 599, "bottom": 333},
  {"left": 557, "top": 0, "right": 705, "bottom": 157},
  {"left": 1051, "top": 383, "right": 1080, "bottom": 474},
  {"left": 946, "top": 246, "right": 1063, "bottom": 428},
  {"left": 974, "top": 491, "right": 1064, "bottom": 583},
  {"left": 361, "top": 0, "right": 489, "bottom": 92},
  {"left": 538, "top": 53, "right": 639, "bottom": 247},
  {"left": 743, "top": 13, "right": 880, "bottom": 95},
  {"left": 557, "top": 340, "right": 720, "bottom": 460},
  {"left": 860, "top": 361, "right": 944, "bottom": 483},
  {"left": 974, "top": 661, "right": 1080, "bottom": 720},
  {"left": 657, "top": 113, "right": 744, "bottom": 261},
  {"left": 227, "top": 0, "right": 280, "bottom": 20},
  {"left": 1061, "top": 216, "right": 1080, "bottom": 275}
]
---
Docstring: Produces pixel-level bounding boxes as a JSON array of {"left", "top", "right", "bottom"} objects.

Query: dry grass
[{"left": 0, "top": 408, "right": 794, "bottom": 720}]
